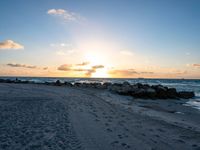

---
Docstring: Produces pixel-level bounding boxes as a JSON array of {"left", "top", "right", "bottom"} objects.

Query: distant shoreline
[{"left": 0, "top": 76, "right": 200, "bottom": 80}]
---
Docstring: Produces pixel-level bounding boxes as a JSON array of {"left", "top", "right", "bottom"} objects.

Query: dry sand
[{"left": 0, "top": 83, "right": 199, "bottom": 150}]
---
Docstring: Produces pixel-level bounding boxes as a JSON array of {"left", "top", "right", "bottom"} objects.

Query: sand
[{"left": 0, "top": 83, "right": 199, "bottom": 150}]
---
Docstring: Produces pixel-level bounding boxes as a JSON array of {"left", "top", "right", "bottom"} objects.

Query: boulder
[
  {"left": 103, "top": 82, "right": 112, "bottom": 88},
  {"left": 131, "top": 88, "right": 156, "bottom": 99},
  {"left": 109, "top": 83, "right": 122, "bottom": 93},
  {"left": 132, "top": 88, "right": 146, "bottom": 98},
  {"left": 55, "top": 80, "right": 62, "bottom": 86},
  {"left": 178, "top": 91, "right": 195, "bottom": 99},
  {"left": 153, "top": 85, "right": 168, "bottom": 99},
  {"left": 64, "top": 82, "right": 73, "bottom": 86},
  {"left": 167, "top": 88, "right": 178, "bottom": 98},
  {"left": 145, "top": 88, "right": 157, "bottom": 99},
  {"left": 0, "top": 79, "right": 6, "bottom": 83},
  {"left": 74, "top": 82, "right": 82, "bottom": 87},
  {"left": 122, "top": 81, "right": 130, "bottom": 86}
]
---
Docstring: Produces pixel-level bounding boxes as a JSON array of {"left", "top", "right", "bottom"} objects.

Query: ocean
[{"left": 1, "top": 77, "right": 200, "bottom": 110}]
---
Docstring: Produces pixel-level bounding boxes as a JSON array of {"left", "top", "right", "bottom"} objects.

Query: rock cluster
[
  {"left": 0, "top": 79, "right": 195, "bottom": 99},
  {"left": 108, "top": 82, "right": 195, "bottom": 99}
]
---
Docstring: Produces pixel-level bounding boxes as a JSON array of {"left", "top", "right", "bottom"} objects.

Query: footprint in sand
[
  {"left": 118, "top": 134, "right": 123, "bottom": 139},
  {"left": 121, "top": 143, "right": 131, "bottom": 149},
  {"left": 95, "top": 119, "right": 100, "bottom": 122},
  {"left": 105, "top": 123, "right": 109, "bottom": 126},
  {"left": 106, "top": 128, "right": 113, "bottom": 132},
  {"left": 157, "top": 128, "right": 165, "bottom": 133}
]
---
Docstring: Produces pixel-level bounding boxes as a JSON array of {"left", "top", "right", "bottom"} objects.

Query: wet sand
[{"left": 0, "top": 83, "right": 200, "bottom": 150}]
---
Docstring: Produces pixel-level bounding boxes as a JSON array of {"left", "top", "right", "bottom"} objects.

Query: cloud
[
  {"left": 7, "top": 63, "right": 37, "bottom": 69},
  {"left": 57, "top": 64, "right": 72, "bottom": 71},
  {"left": 76, "top": 62, "right": 90, "bottom": 66},
  {"left": 120, "top": 50, "right": 133, "bottom": 56},
  {"left": 0, "top": 40, "right": 24, "bottom": 50},
  {"left": 47, "top": 9, "right": 66, "bottom": 15},
  {"left": 92, "top": 65, "right": 104, "bottom": 69},
  {"left": 108, "top": 69, "right": 138, "bottom": 77},
  {"left": 47, "top": 9, "right": 84, "bottom": 22},
  {"left": 43, "top": 67, "right": 48, "bottom": 70},
  {"left": 57, "top": 63, "right": 104, "bottom": 77},
  {"left": 192, "top": 64, "right": 200, "bottom": 67},
  {"left": 140, "top": 71, "right": 154, "bottom": 74}
]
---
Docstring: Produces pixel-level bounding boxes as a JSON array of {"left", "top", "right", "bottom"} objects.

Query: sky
[{"left": 0, "top": 0, "right": 200, "bottom": 78}]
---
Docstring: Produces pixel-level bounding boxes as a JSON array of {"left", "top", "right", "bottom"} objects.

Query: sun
[
  {"left": 83, "top": 52, "right": 109, "bottom": 78},
  {"left": 92, "top": 68, "right": 109, "bottom": 78}
]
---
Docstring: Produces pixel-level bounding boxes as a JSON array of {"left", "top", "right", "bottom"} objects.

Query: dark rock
[
  {"left": 167, "top": 88, "right": 178, "bottom": 98},
  {"left": 153, "top": 85, "right": 168, "bottom": 99},
  {"left": 131, "top": 88, "right": 156, "bottom": 99},
  {"left": 0, "top": 79, "right": 6, "bottom": 83},
  {"left": 178, "top": 91, "right": 195, "bottom": 99},
  {"left": 136, "top": 83, "right": 144, "bottom": 88},
  {"left": 55, "top": 80, "right": 62, "bottom": 86},
  {"left": 132, "top": 88, "right": 146, "bottom": 98},
  {"left": 109, "top": 83, "right": 123, "bottom": 93},
  {"left": 64, "top": 82, "right": 73, "bottom": 86},
  {"left": 103, "top": 82, "right": 112, "bottom": 87},
  {"left": 74, "top": 82, "right": 82, "bottom": 87},
  {"left": 145, "top": 88, "right": 157, "bottom": 99},
  {"left": 122, "top": 81, "right": 130, "bottom": 86},
  {"left": 5, "top": 79, "right": 13, "bottom": 83}
]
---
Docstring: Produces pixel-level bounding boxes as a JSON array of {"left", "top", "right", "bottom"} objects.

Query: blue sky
[{"left": 0, "top": 0, "right": 200, "bottom": 78}]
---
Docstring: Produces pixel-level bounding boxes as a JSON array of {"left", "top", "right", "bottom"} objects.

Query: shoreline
[
  {"left": 0, "top": 78, "right": 196, "bottom": 99},
  {"left": 0, "top": 83, "right": 200, "bottom": 149}
]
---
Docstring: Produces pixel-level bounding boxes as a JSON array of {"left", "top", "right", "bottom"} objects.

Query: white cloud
[
  {"left": 47, "top": 9, "right": 66, "bottom": 15},
  {"left": 120, "top": 50, "right": 133, "bottom": 56},
  {"left": 0, "top": 40, "right": 24, "bottom": 50},
  {"left": 47, "top": 9, "right": 85, "bottom": 22},
  {"left": 7, "top": 63, "right": 36, "bottom": 69}
]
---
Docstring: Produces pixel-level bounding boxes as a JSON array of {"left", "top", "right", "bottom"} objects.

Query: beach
[{"left": 0, "top": 83, "right": 200, "bottom": 150}]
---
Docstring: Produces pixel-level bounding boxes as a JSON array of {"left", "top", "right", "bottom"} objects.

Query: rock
[
  {"left": 136, "top": 83, "right": 144, "bottom": 88},
  {"left": 178, "top": 91, "right": 195, "bottom": 99},
  {"left": 0, "top": 79, "right": 5, "bottom": 83},
  {"left": 122, "top": 81, "right": 130, "bottom": 86},
  {"left": 167, "top": 88, "right": 178, "bottom": 98},
  {"left": 5, "top": 79, "right": 13, "bottom": 83},
  {"left": 55, "top": 80, "right": 62, "bottom": 86},
  {"left": 93, "top": 83, "right": 102, "bottom": 88},
  {"left": 153, "top": 85, "right": 168, "bottom": 99},
  {"left": 145, "top": 88, "right": 157, "bottom": 99},
  {"left": 132, "top": 88, "right": 146, "bottom": 98},
  {"left": 103, "top": 82, "right": 112, "bottom": 88},
  {"left": 131, "top": 88, "right": 156, "bottom": 99},
  {"left": 64, "top": 82, "right": 73, "bottom": 86},
  {"left": 74, "top": 82, "right": 81, "bottom": 87},
  {"left": 109, "top": 83, "right": 122, "bottom": 93}
]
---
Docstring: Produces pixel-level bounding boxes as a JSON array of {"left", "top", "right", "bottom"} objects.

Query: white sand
[{"left": 0, "top": 83, "right": 199, "bottom": 150}]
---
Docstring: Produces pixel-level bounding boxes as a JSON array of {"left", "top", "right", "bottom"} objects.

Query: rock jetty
[{"left": 0, "top": 79, "right": 195, "bottom": 99}]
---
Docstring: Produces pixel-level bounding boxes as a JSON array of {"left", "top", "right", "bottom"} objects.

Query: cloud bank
[
  {"left": 47, "top": 9, "right": 84, "bottom": 22},
  {"left": 57, "top": 62, "right": 104, "bottom": 77},
  {"left": 76, "top": 62, "right": 90, "bottom": 66},
  {"left": 192, "top": 64, "right": 200, "bottom": 67},
  {"left": 7, "top": 63, "right": 37, "bottom": 69},
  {"left": 0, "top": 40, "right": 24, "bottom": 50}
]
